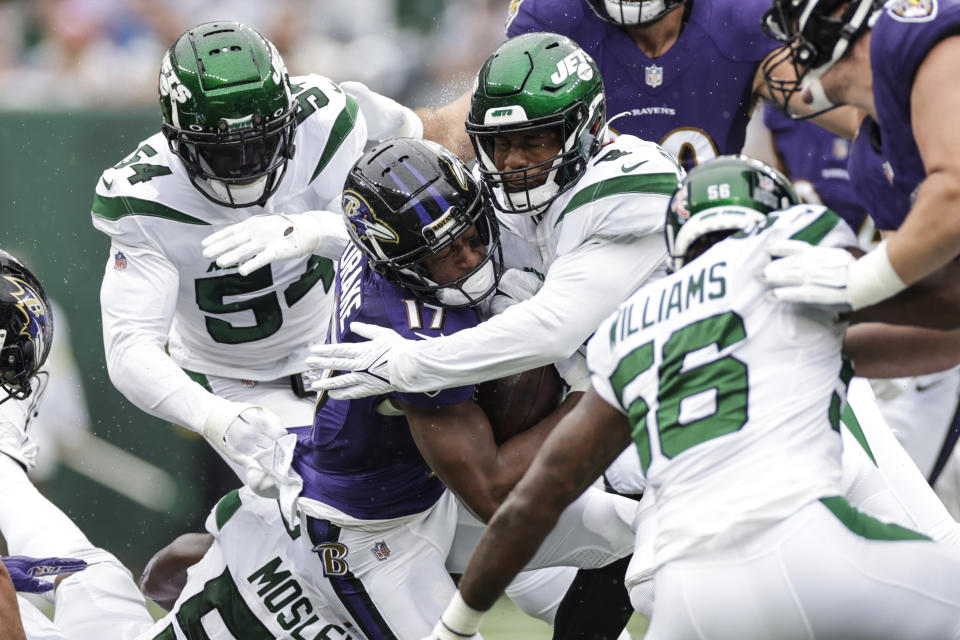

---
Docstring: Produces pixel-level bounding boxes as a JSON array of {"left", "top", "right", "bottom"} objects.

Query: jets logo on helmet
[
  {"left": 549, "top": 49, "right": 595, "bottom": 84},
  {"left": 158, "top": 54, "right": 192, "bottom": 106},
  {"left": 342, "top": 190, "right": 400, "bottom": 245}
]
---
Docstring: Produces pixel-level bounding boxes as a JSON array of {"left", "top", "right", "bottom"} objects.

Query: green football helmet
[
  {"left": 665, "top": 155, "right": 799, "bottom": 272},
  {"left": 159, "top": 22, "right": 296, "bottom": 208},
  {"left": 466, "top": 32, "right": 606, "bottom": 215}
]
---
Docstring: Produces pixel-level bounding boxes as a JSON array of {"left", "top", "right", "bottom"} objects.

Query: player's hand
[
  {"left": 341, "top": 81, "right": 424, "bottom": 141},
  {"left": 203, "top": 401, "right": 292, "bottom": 498},
  {"left": 760, "top": 239, "right": 856, "bottom": 311},
  {"left": 306, "top": 322, "right": 415, "bottom": 399},
  {"left": 2, "top": 555, "right": 87, "bottom": 593},
  {"left": 201, "top": 212, "right": 331, "bottom": 276}
]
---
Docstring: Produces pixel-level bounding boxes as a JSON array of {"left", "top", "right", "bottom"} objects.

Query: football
[{"left": 475, "top": 365, "right": 564, "bottom": 444}]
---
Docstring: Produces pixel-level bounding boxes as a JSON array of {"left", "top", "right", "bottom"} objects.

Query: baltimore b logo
[{"left": 342, "top": 190, "right": 399, "bottom": 244}]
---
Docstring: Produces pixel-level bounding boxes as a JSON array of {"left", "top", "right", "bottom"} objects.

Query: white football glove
[
  {"left": 306, "top": 322, "right": 416, "bottom": 399},
  {"left": 761, "top": 239, "right": 906, "bottom": 311},
  {"left": 201, "top": 211, "right": 345, "bottom": 276},
  {"left": 203, "top": 400, "right": 293, "bottom": 499},
  {"left": 341, "top": 80, "right": 424, "bottom": 141}
]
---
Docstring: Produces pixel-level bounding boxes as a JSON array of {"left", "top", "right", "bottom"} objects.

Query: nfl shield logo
[
  {"left": 113, "top": 251, "right": 127, "bottom": 271},
  {"left": 644, "top": 64, "right": 664, "bottom": 88},
  {"left": 372, "top": 541, "right": 391, "bottom": 561}
]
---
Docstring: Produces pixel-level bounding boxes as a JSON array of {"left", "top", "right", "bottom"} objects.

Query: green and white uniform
[
  {"left": 142, "top": 487, "right": 363, "bottom": 640},
  {"left": 390, "top": 134, "right": 680, "bottom": 400},
  {"left": 92, "top": 75, "right": 365, "bottom": 432},
  {"left": 588, "top": 205, "right": 960, "bottom": 639}
]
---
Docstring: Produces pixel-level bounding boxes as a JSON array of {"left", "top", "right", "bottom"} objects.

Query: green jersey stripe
[
  {"left": 820, "top": 496, "right": 930, "bottom": 541},
  {"left": 841, "top": 404, "right": 878, "bottom": 466},
  {"left": 789, "top": 210, "right": 842, "bottom": 245},
  {"left": 215, "top": 489, "right": 243, "bottom": 529},
  {"left": 310, "top": 95, "right": 360, "bottom": 183},
  {"left": 183, "top": 369, "right": 213, "bottom": 393},
  {"left": 92, "top": 194, "right": 209, "bottom": 225},
  {"left": 555, "top": 173, "right": 679, "bottom": 227}
]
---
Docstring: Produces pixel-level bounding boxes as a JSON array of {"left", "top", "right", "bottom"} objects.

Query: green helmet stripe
[
  {"left": 788, "top": 210, "right": 842, "bottom": 246},
  {"left": 310, "top": 95, "right": 360, "bottom": 183},
  {"left": 92, "top": 194, "right": 209, "bottom": 225},
  {"left": 555, "top": 173, "right": 680, "bottom": 227}
]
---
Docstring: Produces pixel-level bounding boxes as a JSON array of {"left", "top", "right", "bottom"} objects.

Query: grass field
[{"left": 480, "top": 596, "right": 649, "bottom": 639}]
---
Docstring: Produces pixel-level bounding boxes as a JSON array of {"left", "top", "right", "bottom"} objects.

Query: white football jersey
[
  {"left": 589, "top": 204, "right": 856, "bottom": 568},
  {"left": 140, "top": 487, "right": 361, "bottom": 639},
  {"left": 498, "top": 134, "right": 679, "bottom": 278},
  {"left": 92, "top": 75, "right": 366, "bottom": 380}
]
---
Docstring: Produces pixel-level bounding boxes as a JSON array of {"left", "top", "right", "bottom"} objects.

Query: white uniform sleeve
[
  {"left": 100, "top": 241, "right": 219, "bottom": 433},
  {"left": 389, "top": 233, "right": 669, "bottom": 391}
]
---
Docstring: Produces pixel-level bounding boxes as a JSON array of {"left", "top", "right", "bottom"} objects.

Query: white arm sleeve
[
  {"left": 389, "top": 233, "right": 668, "bottom": 392},
  {"left": 100, "top": 242, "right": 219, "bottom": 433}
]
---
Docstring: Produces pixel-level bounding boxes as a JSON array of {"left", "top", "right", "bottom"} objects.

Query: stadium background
[{"left": 0, "top": 0, "right": 648, "bottom": 635}]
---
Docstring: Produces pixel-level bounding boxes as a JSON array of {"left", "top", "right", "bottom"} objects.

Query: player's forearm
[
  {"left": 391, "top": 239, "right": 662, "bottom": 392},
  {"left": 104, "top": 336, "right": 217, "bottom": 433},
  {"left": 0, "top": 563, "right": 25, "bottom": 640},
  {"left": 416, "top": 90, "right": 474, "bottom": 161},
  {"left": 888, "top": 170, "right": 960, "bottom": 286},
  {"left": 844, "top": 323, "right": 960, "bottom": 378}
]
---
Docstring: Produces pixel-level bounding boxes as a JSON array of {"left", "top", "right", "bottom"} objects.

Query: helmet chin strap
[
  {"left": 434, "top": 261, "right": 497, "bottom": 306},
  {"left": 207, "top": 175, "right": 270, "bottom": 206}
]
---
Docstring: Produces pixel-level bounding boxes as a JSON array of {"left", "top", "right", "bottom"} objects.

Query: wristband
[
  {"left": 440, "top": 591, "right": 485, "bottom": 637},
  {"left": 847, "top": 240, "right": 907, "bottom": 310}
]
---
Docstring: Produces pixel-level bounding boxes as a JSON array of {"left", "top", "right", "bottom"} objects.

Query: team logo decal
[
  {"left": 113, "top": 251, "right": 127, "bottom": 271},
  {"left": 313, "top": 542, "right": 349, "bottom": 576},
  {"left": 3, "top": 276, "right": 48, "bottom": 358},
  {"left": 887, "top": 0, "right": 937, "bottom": 21},
  {"left": 158, "top": 53, "right": 192, "bottom": 104},
  {"left": 371, "top": 541, "right": 391, "bottom": 561},
  {"left": 645, "top": 64, "right": 664, "bottom": 88},
  {"left": 550, "top": 49, "right": 594, "bottom": 84},
  {"left": 342, "top": 190, "right": 400, "bottom": 244}
]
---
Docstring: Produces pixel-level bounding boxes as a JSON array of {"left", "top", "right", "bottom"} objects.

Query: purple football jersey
[
  {"left": 294, "top": 243, "right": 479, "bottom": 520},
  {"left": 847, "top": 115, "right": 902, "bottom": 231},
  {"left": 866, "top": 1, "right": 960, "bottom": 230},
  {"left": 506, "top": 0, "right": 778, "bottom": 168},
  {"left": 764, "top": 103, "right": 868, "bottom": 231}
]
